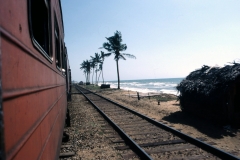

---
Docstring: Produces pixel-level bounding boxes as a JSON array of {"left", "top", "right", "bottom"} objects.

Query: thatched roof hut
[{"left": 177, "top": 63, "right": 240, "bottom": 126}]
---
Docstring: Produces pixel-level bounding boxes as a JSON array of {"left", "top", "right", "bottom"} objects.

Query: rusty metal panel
[
  {"left": 1, "top": 39, "right": 59, "bottom": 91},
  {"left": 0, "top": 39, "right": 5, "bottom": 160},
  {"left": 0, "top": 0, "right": 68, "bottom": 159}
]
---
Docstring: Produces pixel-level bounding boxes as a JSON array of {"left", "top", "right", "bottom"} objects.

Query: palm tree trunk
[
  {"left": 88, "top": 71, "right": 90, "bottom": 83},
  {"left": 116, "top": 60, "right": 120, "bottom": 89},
  {"left": 102, "top": 67, "right": 104, "bottom": 84},
  {"left": 87, "top": 72, "right": 89, "bottom": 82},
  {"left": 89, "top": 72, "right": 90, "bottom": 83},
  {"left": 87, "top": 72, "right": 88, "bottom": 83},
  {"left": 92, "top": 68, "right": 94, "bottom": 84},
  {"left": 98, "top": 70, "right": 102, "bottom": 83},
  {"left": 88, "top": 72, "right": 90, "bottom": 83},
  {"left": 95, "top": 68, "right": 97, "bottom": 84}
]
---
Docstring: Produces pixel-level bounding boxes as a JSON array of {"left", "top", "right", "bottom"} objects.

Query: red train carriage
[{"left": 0, "top": 0, "right": 71, "bottom": 159}]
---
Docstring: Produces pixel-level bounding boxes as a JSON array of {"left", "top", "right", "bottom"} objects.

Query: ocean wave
[
  {"left": 120, "top": 87, "right": 159, "bottom": 93},
  {"left": 148, "top": 82, "right": 177, "bottom": 87},
  {"left": 121, "top": 82, "right": 145, "bottom": 86},
  {"left": 108, "top": 85, "right": 178, "bottom": 95},
  {"left": 104, "top": 78, "right": 182, "bottom": 96},
  {"left": 149, "top": 82, "right": 165, "bottom": 86}
]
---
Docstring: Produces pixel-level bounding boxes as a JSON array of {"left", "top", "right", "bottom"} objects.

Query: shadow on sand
[{"left": 162, "top": 109, "right": 238, "bottom": 139}]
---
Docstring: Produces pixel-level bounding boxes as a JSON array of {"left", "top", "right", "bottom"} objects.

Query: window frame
[
  {"left": 28, "top": 0, "right": 53, "bottom": 62},
  {"left": 54, "top": 15, "right": 62, "bottom": 71},
  {"left": 61, "top": 41, "right": 67, "bottom": 76}
]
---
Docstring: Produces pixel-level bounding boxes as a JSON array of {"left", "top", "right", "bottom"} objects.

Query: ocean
[{"left": 105, "top": 78, "right": 183, "bottom": 95}]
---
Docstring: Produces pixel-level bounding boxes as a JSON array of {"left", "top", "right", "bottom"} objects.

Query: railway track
[{"left": 75, "top": 85, "right": 239, "bottom": 160}]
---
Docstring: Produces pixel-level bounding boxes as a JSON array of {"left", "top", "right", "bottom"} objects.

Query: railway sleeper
[
  {"left": 107, "top": 121, "right": 149, "bottom": 126},
  {"left": 124, "top": 153, "right": 213, "bottom": 160},
  {"left": 115, "top": 139, "right": 186, "bottom": 150},
  {"left": 102, "top": 109, "right": 126, "bottom": 112},
  {"left": 121, "top": 126, "right": 164, "bottom": 132},
  {"left": 117, "top": 122, "right": 151, "bottom": 127},
  {"left": 144, "top": 144, "right": 196, "bottom": 154},
  {"left": 110, "top": 132, "right": 175, "bottom": 143},
  {"left": 110, "top": 115, "right": 143, "bottom": 119},
  {"left": 127, "top": 130, "right": 166, "bottom": 136}
]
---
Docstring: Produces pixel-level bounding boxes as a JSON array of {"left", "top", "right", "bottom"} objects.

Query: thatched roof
[{"left": 176, "top": 63, "right": 240, "bottom": 107}]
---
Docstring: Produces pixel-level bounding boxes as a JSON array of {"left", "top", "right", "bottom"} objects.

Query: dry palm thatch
[{"left": 176, "top": 62, "right": 240, "bottom": 124}]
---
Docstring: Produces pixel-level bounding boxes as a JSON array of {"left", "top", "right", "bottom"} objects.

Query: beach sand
[{"left": 94, "top": 88, "right": 240, "bottom": 157}]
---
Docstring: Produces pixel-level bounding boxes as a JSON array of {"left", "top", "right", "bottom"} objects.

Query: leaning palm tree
[
  {"left": 100, "top": 51, "right": 111, "bottom": 84},
  {"left": 100, "top": 31, "right": 136, "bottom": 89}
]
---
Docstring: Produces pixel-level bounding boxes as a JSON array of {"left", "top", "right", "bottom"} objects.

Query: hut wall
[
  {"left": 177, "top": 64, "right": 240, "bottom": 127},
  {"left": 181, "top": 99, "right": 226, "bottom": 125},
  {"left": 180, "top": 80, "right": 240, "bottom": 127},
  {"left": 233, "top": 79, "right": 240, "bottom": 126}
]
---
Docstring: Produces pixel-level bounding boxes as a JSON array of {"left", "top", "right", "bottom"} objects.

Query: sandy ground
[{"left": 95, "top": 88, "right": 240, "bottom": 158}]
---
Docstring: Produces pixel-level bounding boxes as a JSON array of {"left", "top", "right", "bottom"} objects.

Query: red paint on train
[{"left": 0, "top": 0, "right": 71, "bottom": 159}]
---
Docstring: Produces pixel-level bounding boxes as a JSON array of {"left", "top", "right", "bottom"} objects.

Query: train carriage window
[
  {"left": 61, "top": 42, "right": 66, "bottom": 75},
  {"left": 28, "top": 0, "right": 52, "bottom": 61},
  {"left": 55, "top": 17, "right": 61, "bottom": 69}
]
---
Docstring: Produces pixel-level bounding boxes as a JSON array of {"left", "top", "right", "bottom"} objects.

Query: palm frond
[
  {"left": 120, "top": 44, "right": 127, "bottom": 51},
  {"left": 102, "top": 42, "right": 113, "bottom": 52},
  {"left": 104, "top": 53, "right": 112, "bottom": 57},
  {"left": 119, "top": 55, "right": 126, "bottom": 60},
  {"left": 122, "top": 53, "right": 136, "bottom": 59}
]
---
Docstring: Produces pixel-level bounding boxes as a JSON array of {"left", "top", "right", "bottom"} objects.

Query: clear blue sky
[{"left": 61, "top": 0, "right": 240, "bottom": 82}]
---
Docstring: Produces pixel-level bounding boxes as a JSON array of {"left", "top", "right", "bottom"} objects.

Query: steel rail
[
  {"left": 75, "top": 85, "right": 153, "bottom": 160},
  {"left": 76, "top": 85, "right": 240, "bottom": 160}
]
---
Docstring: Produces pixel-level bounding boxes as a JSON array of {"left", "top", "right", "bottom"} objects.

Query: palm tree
[
  {"left": 80, "top": 61, "right": 87, "bottom": 82},
  {"left": 101, "top": 31, "right": 136, "bottom": 89},
  {"left": 90, "top": 58, "right": 96, "bottom": 85},
  {"left": 100, "top": 51, "right": 111, "bottom": 84},
  {"left": 91, "top": 53, "right": 102, "bottom": 85},
  {"left": 80, "top": 60, "right": 91, "bottom": 83},
  {"left": 80, "top": 60, "right": 86, "bottom": 83},
  {"left": 97, "top": 62, "right": 103, "bottom": 83},
  {"left": 86, "top": 60, "right": 91, "bottom": 83}
]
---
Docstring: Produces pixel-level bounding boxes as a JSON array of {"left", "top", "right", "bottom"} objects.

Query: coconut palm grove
[{"left": 80, "top": 30, "right": 136, "bottom": 89}]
